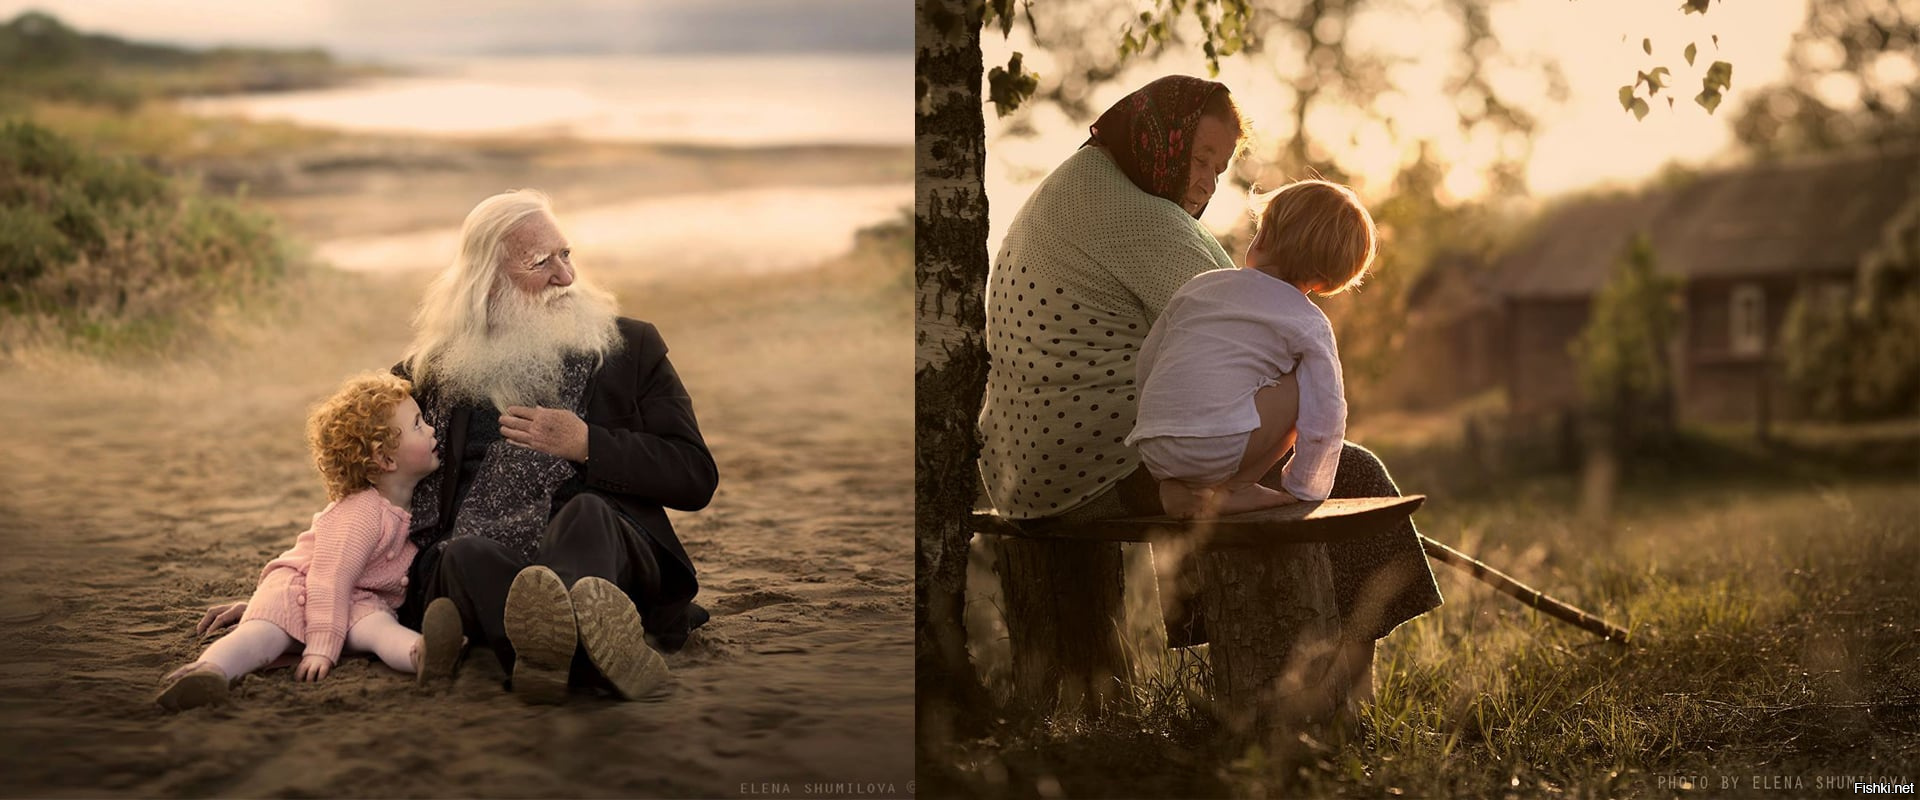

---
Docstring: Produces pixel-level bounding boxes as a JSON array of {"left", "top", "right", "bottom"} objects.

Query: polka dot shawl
[{"left": 978, "top": 146, "right": 1236, "bottom": 519}]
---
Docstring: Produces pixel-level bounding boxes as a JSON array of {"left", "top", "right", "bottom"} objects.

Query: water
[
  {"left": 316, "top": 183, "right": 910, "bottom": 277},
  {"left": 181, "top": 53, "right": 912, "bottom": 147},
  {"left": 181, "top": 53, "right": 912, "bottom": 277}
]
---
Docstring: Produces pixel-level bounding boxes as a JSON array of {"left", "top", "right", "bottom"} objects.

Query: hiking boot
[
  {"left": 570, "top": 577, "right": 670, "bottom": 700},
  {"left": 503, "top": 566, "right": 575, "bottom": 704},
  {"left": 155, "top": 663, "right": 229, "bottom": 712},
  {"left": 415, "top": 597, "right": 464, "bottom": 686}
]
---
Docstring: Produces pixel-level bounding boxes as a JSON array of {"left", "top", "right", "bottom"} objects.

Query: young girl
[
  {"left": 1125, "top": 179, "right": 1378, "bottom": 518},
  {"left": 157, "top": 373, "right": 463, "bottom": 711}
]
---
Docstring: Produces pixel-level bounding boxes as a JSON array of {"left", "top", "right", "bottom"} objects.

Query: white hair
[{"left": 404, "top": 189, "right": 620, "bottom": 406}]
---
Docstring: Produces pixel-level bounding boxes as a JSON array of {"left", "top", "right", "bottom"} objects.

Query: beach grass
[
  {"left": 21, "top": 99, "right": 346, "bottom": 164},
  {"left": 0, "top": 119, "right": 304, "bottom": 360}
]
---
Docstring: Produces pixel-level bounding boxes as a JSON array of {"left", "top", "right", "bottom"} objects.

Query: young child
[
  {"left": 1125, "top": 179, "right": 1377, "bottom": 518},
  {"left": 157, "top": 373, "right": 463, "bottom": 711}
]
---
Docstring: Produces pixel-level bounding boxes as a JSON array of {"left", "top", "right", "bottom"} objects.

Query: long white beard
[{"left": 434, "top": 284, "right": 621, "bottom": 411}]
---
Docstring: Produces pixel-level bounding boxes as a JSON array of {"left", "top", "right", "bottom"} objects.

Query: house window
[{"left": 1730, "top": 283, "right": 1765, "bottom": 356}]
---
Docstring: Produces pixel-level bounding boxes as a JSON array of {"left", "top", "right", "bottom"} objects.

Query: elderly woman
[{"left": 977, "top": 75, "right": 1442, "bottom": 704}]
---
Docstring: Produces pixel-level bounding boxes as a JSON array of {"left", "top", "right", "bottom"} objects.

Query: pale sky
[
  {"left": 0, "top": 0, "right": 909, "bottom": 58},
  {"left": 982, "top": 0, "right": 1808, "bottom": 241}
]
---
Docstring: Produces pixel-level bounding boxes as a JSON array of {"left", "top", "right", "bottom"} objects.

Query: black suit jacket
[{"left": 396, "top": 318, "right": 718, "bottom": 592}]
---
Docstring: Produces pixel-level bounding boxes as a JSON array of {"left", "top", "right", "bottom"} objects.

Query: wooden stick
[{"left": 1419, "top": 534, "right": 1632, "bottom": 645}]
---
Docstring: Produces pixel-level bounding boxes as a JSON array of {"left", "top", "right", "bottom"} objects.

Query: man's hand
[
  {"left": 197, "top": 601, "right": 248, "bottom": 636},
  {"left": 295, "top": 655, "right": 332, "bottom": 682},
  {"left": 501, "top": 406, "right": 589, "bottom": 462}
]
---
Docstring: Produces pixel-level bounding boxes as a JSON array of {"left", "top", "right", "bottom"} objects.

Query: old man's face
[{"left": 501, "top": 213, "right": 575, "bottom": 299}]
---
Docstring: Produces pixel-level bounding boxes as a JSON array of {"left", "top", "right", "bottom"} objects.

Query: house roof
[
  {"left": 1404, "top": 249, "right": 1501, "bottom": 323},
  {"left": 1495, "top": 148, "right": 1920, "bottom": 300}
]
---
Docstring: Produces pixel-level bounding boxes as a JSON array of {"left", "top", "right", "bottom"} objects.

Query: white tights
[{"left": 196, "top": 614, "right": 420, "bottom": 679}]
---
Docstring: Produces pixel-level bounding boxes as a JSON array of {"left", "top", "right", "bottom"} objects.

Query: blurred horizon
[
  {"left": 0, "top": 0, "right": 909, "bottom": 60},
  {"left": 0, "top": 3, "right": 913, "bottom": 285}
]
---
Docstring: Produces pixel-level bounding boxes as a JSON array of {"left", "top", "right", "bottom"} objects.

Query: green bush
[
  {"left": 1570, "top": 233, "right": 1682, "bottom": 445},
  {"left": 1782, "top": 186, "right": 1920, "bottom": 420},
  {"left": 0, "top": 119, "right": 294, "bottom": 352}
]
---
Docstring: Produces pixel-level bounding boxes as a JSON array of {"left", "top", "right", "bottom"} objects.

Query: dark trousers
[{"left": 405, "top": 494, "right": 697, "bottom": 682}]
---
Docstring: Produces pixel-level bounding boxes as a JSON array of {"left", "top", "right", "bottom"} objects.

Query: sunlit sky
[
  {"left": 983, "top": 0, "right": 1809, "bottom": 241},
  {"left": 3, "top": 1, "right": 913, "bottom": 146},
  {"left": 0, "top": 0, "right": 908, "bottom": 57},
  {"left": 2, "top": 0, "right": 1820, "bottom": 235}
]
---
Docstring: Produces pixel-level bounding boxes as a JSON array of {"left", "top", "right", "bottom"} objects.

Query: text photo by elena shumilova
[
  {"left": 916, "top": 0, "right": 1920, "bottom": 797},
  {"left": 0, "top": 1, "right": 919, "bottom": 798}
]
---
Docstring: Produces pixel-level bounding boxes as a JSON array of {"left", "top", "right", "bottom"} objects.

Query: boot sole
[
  {"left": 416, "top": 597, "right": 463, "bottom": 686},
  {"left": 156, "top": 666, "right": 228, "bottom": 712},
  {"left": 571, "top": 577, "right": 670, "bottom": 700},
  {"left": 503, "top": 566, "right": 575, "bottom": 704}
]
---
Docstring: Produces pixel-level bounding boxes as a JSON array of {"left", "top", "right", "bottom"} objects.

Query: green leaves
[
  {"left": 1703, "top": 60, "right": 1733, "bottom": 90},
  {"left": 986, "top": 51, "right": 1039, "bottom": 117},
  {"left": 1695, "top": 60, "right": 1733, "bottom": 114},
  {"left": 981, "top": 0, "right": 1018, "bottom": 38},
  {"left": 1639, "top": 67, "right": 1672, "bottom": 95},
  {"left": 1617, "top": 84, "right": 1650, "bottom": 120},
  {"left": 1619, "top": 66, "right": 1671, "bottom": 119},
  {"left": 1623, "top": 29, "right": 1730, "bottom": 120},
  {"left": 1117, "top": 0, "right": 1253, "bottom": 77}
]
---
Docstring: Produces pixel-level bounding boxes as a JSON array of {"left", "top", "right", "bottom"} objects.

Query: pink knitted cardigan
[{"left": 238, "top": 488, "right": 417, "bottom": 665}]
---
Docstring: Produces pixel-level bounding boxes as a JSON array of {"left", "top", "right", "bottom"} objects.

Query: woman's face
[{"left": 1182, "top": 114, "right": 1237, "bottom": 216}]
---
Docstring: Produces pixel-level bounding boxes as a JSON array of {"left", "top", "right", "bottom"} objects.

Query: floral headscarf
[{"left": 1084, "top": 75, "right": 1230, "bottom": 218}]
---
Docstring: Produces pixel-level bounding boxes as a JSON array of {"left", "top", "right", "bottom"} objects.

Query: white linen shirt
[{"left": 1125, "top": 267, "right": 1347, "bottom": 501}]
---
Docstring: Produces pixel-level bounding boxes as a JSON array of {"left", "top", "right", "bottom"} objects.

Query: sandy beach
[{"left": 0, "top": 134, "right": 914, "bottom": 797}]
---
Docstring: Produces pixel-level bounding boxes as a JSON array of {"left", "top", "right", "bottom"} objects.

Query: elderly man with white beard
[{"left": 201, "top": 189, "right": 717, "bottom": 703}]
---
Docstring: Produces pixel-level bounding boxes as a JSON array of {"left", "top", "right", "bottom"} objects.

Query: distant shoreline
[
  {"left": 198, "top": 124, "right": 912, "bottom": 244},
  {"left": 174, "top": 51, "right": 911, "bottom": 149}
]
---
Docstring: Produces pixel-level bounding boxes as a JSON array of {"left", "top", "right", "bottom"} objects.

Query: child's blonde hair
[
  {"left": 306, "top": 373, "right": 415, "bottom": 501},
  {"left": 1247, "top": 179, "right": 1377, "bottom": 295}
]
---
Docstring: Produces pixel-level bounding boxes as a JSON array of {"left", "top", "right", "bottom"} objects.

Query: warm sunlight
[{"left": 981, "top": 0, "right": 1805, "bottom": 247}]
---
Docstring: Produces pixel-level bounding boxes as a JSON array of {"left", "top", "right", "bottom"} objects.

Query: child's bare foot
[
  {"left": 155, "top": 662, "right": 229, "bottom": 712},
  {"left": 1159, "top": 481, "right": 1216, "bottom": 519},
  {"left": 1210, "top": 483, "right": 1301, "bottom": 517}
]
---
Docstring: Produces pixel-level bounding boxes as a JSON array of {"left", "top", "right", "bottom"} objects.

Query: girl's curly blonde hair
[{"left": 306, "top": 373, "right": 415, "bottom": 502}]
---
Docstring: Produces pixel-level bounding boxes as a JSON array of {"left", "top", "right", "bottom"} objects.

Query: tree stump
[
  {"left": 992, "top": 537, "right": 1132, "bottom": 715},
  {"left": 1194, "top": 541, "right": 1349, "bottom": 748}
]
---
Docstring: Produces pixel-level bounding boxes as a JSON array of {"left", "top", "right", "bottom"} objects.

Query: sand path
[{"left": 0, "top": 254, "right": 912, "bottom": 797}]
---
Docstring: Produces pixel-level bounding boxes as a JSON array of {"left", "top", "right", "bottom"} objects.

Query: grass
[
  {"left": 22, "top": 99, "right": 345, "bottom": 165},
  {"left": 0, "top": 118, "right": 304, "bottom": 360},
  {"left": 943, "top": 424, "right": 1920, "bottom": 798},
  {"left": 0, "top": 12, "right": 367, "bottom": 360}
]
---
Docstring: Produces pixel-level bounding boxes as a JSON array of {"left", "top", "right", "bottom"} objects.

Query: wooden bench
[{"left": 970, "top": 496, "right": 1426, "bottom": 743}]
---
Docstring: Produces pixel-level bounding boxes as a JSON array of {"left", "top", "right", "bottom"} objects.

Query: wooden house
[{"left": 1482, "top": 148, "right": 1918, "bottom": 424}]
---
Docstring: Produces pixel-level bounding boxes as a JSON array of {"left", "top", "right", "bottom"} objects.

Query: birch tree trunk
[{"left": 915, "top": 0, "right": 991, "bottom": 757}]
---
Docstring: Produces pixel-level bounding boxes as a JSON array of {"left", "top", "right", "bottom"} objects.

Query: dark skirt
[{"left": 1082, "top": 440, "right": 1444, "bottom": 646}]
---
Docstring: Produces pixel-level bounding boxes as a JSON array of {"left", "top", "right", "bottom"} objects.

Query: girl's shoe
[
  {"left": 155, "top": 663, "right": 229, "bottom": 712},
  {"left": 503, "top": 566, "right": 575, "bottom": 704},
  {"left": 571, "top": 577, "right": 671, "bottom": 700},
  {"left": 415, "top": 597, "right": 464, "bottom": 686}
]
